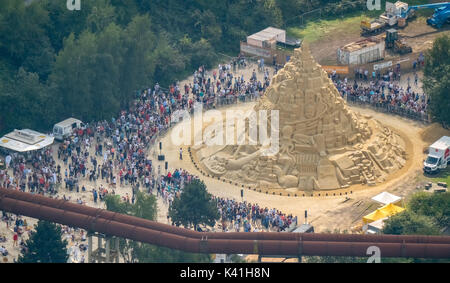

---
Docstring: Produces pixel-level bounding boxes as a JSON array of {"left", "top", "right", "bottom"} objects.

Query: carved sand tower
[{"left": 193, "top": 45, "right": 407, "bottom": 193}]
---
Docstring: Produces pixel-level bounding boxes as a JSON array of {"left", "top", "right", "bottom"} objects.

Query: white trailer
[
  {"left": 337, "top": 37, "right": 385, "bottom": 65},
  {"left": 53, "top": 118, "right": 84, "bottom": 141},
  {"left": 423, "top": 136, "right": 450, "bottom": 174}
]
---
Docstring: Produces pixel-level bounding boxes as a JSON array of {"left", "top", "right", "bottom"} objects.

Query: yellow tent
[
  {"left": 363, "top": 203, "right": 405, "bottom": 224},
  {"left": 381, "top": 203, "right": 405, "bottom": 215}
]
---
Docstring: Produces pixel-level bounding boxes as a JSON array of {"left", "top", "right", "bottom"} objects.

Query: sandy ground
[
  {"left": 155, "top": 95, "right": 429, "bottom": 233},
  {"left": 0, "top": 53, "right": 439, "bottom": 263},
  {"left": 311, "top": 17, "right": 450, "bottom": 65}
]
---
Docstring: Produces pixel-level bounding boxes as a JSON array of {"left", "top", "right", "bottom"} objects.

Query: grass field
[
  {"left": 286, "top": 14, "right": 371, "bottom": 43},
  {"left": 285, "top": 0, "right": 436, "bottom": 44},
  {"left": 427, "top": 169, "right": 450, "bottom": 186}
]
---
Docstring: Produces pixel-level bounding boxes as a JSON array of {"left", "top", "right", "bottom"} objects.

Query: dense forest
[{"left": 0, "top": 0, "right": 369, "bottom": 134}]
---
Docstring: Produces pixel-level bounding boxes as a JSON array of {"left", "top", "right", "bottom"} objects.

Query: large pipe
[
  {"left": 2, "top": 188, "right": 450, "bottom": 245},
  {"left": 1, "top": 192, "right": 450, "bottom": 258}
]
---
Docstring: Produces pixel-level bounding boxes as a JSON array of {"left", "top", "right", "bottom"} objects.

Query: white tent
[
  {"left": 365, "top": 217, "right": 388, "bottom": 234},
  {"left": 0, "top": 129, "right": 54, "bottom": 153},
  {"left": 371, "top": 191, "right": 402, "bottom": 205}
]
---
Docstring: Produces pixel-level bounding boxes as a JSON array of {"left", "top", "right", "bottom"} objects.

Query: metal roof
[
  {"left": 248, "top": 26, "right": 286, "bottom": 43},
  {"left": 54, "top": 118, "right": 83, "bottom": 128}
]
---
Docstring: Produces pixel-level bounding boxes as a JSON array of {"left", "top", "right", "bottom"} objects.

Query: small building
[
  {"left": 337, "top": 37, "right": 385, "bottom": 65},
  {"left": 241, "top": 27, "right": 299, "bottom": 65},
  {"left": 246, "top": 27, "right": 286, "bottom": 48},
  {"left": 0, "top": 129, "right": 54, "bottom": 153}
]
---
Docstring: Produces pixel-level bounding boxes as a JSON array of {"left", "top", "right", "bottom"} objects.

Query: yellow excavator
[{"left": 383, "top": 29, "right": 412, "bottom": 55}]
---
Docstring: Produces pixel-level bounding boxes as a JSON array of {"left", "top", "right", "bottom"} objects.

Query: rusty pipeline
[
  {"left": 1, "top": 188, "right": 450, "bottom": 245},
  {"left": 1, "top": 190, "right": 450, "bottom": 258}
]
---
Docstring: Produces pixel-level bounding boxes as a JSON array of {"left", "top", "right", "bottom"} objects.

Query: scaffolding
[{"left": 87, "top": 232, "right": 120, "bottom": 263}]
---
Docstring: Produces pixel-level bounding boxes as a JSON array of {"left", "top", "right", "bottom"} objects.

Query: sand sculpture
[{"left": 193, "top": 45, "right": 407, "bottom": 192}]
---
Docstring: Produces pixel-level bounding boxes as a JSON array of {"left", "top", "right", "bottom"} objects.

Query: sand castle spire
[{"left": 194, "top": 46, "right": 407, "bottom": 193}]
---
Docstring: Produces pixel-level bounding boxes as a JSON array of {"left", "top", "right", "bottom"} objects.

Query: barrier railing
[{"left": 346, "top": 95, "right": 430, "bottom": 124}]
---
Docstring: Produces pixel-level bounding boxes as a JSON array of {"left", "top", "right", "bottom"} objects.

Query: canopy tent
[
  {"left": 371, "top": 191, "right": 402, "bottom": 205},
  {"left": 382, "top": 203, "right": 405, "bottom": 215},
  {"left": 363, "top": 203, "right": 405, "bottom": 224},
  {"left": 365, "top": 217, "right": 389, "bottom": 234},
  {"left": 0, "top": 129, "right": 54, "bottom": 153}
]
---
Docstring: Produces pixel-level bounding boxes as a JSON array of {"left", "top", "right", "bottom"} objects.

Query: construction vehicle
[
  {"left": 400, "top": 2, "right": 450, "bottom": 28},
  {"left": 427, "top": 4, "right": 450, "bottom": 28},
  {"left": 361, "top": 1, "right": 410, "bottom": 35},
  {"left": 361, "top": 1, "right": 450, "bottom": 35},
  {"left": 361, "top": 19, "right": 386, "bottom": 36},
  {"left": 385, "top": 29, "right": 412, "bottom": 54}
]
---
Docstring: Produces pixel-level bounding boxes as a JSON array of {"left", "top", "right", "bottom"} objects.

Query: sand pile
[{"left": 193, "top": 45, "right": 407, "bottom": 192}]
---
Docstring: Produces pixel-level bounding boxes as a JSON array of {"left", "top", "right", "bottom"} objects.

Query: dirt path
[{"left": 310, "top": 16, "right": 450, "bottom": 65}]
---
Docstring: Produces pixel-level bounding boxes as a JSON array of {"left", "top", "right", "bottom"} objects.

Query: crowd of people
[
  {"left": 0, "top": 59, "right": 287, "bottom": 261},
  {"left": 155, "top": 168, "right": 200, "bottom": 206},
  {"left": 330, "top": 62, "right": 429, "bottom": 121},
  {"left": 187, "top": 62, "right": 272, "bottom": 109},
  {"left": 153, "top": 168, "right": 297, "bottom": 233},
  {"left": 215, "top": 197, "right": 297, "bottom": 232},
  {"left": 0, "top": 212, "right": 31, "bottom": 259},
  {"left": 0, "top": 58, "right": 273, "bottom": 200}
]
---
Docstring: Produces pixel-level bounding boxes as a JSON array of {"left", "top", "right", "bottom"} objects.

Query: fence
[{"left": 346, "top": 95, "right": 430, "bottom": 124}]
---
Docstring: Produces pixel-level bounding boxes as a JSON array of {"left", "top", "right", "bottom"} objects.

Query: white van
[
  {"left": 423, "top": 136, "right": 450, "bottom": 174},
  {"left": 53, "top": 118, "right": 84, "bottom": 141}
]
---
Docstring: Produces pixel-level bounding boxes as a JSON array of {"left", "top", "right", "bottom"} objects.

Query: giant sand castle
[{"left": 192, "top": 45, "right": 407, "bottom": 192}]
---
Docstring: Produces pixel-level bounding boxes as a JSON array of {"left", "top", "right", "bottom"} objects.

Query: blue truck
[
  {"left": 399, "top": 2, "right": 450, "bottom": 29},
  {"left": 427, "top": 4, "right": 450, "bottom": 28}
]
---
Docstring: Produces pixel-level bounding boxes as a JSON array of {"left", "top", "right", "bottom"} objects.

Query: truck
[
  {"left": 427, "top": 4, "right": 450, "bottom": 28},
  {"left": 401, "top": 2, "right": 450, "bottom": 28},
  {"left": 361, "top": 1, "right": 409, "bottom": 36},
  {"left": 361, "top": 1, "right": 450, "bottom": 35},
  {"left": 52, "top": 118, "right": 84, "bottom": 141},
  {"left": 423, "top": 136, "right": 450, "bottom": 174},
  {"left": 361, "top": 19, "right": 386, "bottom": 36}
]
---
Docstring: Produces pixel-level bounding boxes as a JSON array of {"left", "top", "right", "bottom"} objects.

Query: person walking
[
  {"left": 13, "top": 233, "right": 18, "bottom": 247},
  {"left": 179, "top": 148, "right": 183, "bottom": 160},
  {"left": 5, "top": 155, "right": 11, "bottom": 169}
]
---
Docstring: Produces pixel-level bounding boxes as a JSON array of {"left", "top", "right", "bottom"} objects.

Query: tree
[
  {"left": 382, "top": 210, "right": 441, "bottom": 236},
  {"left": 0, "top": 0, "right": 373, "bottom": 136},
  {"left": 153, "top": 35, "right": 187, "bottom": 86},
  {"left": 423, "top": 35, "right": 450, "bottom": 127},
  {"left": 105, "top": 191, "right": 210, "bottom": 263},
  {"left": 119, "top": 14, "right": 156, "bottom": 107},
  {"left": 18, "top": 220, "right": 69, "bottom": 263},
  {"left": 86, "top": 0, "right": 117, "bottom": 33},
  {"left": 407, "top": 192, "right": 450, "bottom": 229},
  {"left": 168, "top": 179, "right": 219, "bottom": 230}
]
